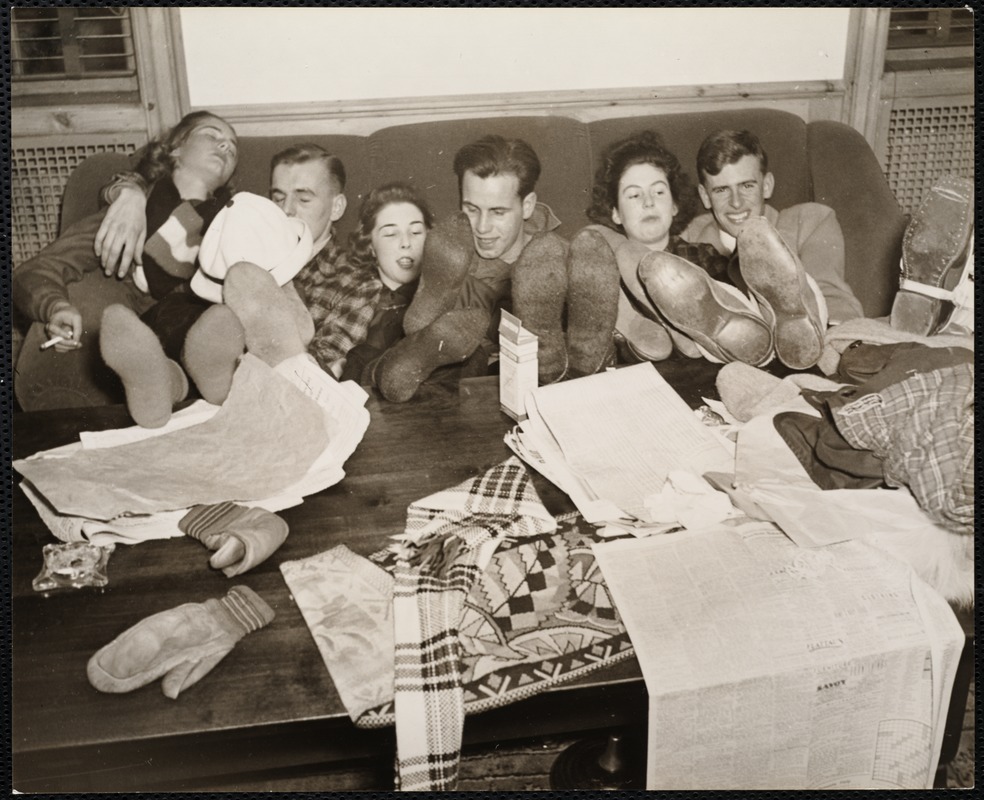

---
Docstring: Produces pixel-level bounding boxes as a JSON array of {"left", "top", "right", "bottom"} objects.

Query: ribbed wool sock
[
  {"left": 403, "top": 215, "right": 474, "bottom": 335},
  {"left": 100, "top": 304, "right": 188, "bottom": 428},
  {"left": 376, "top": 308, "right": 489, "bottom": 402},
  {"left": 182, "top": 304, "right": 246, "bottom": 405},
  {"left": 565, "top": 228, "right": 619, "bottom": 377},
  {"left": 223, "top": 261, "right": 307, "bottom": 367},
  {"left": 511, "top": 232, "right": 570, "bottom": 383}
]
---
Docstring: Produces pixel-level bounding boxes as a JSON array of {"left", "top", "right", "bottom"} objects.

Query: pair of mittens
[
  {"left": 87, "top": 586, "right": 274, "bottom": 699},
  {"left": 179, "top": 502, "right": 289, "bottom": 577}
]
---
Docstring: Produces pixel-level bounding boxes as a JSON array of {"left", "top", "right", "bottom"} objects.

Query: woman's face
[
  {"left": 171, "top": 116, "right": 239, "bottom": 192},
  {"left": 611, "top": 162, "right": 678, "bottom": 250},
  {"left": 371, "top": 201, "right": 428, "bottom": 289}
]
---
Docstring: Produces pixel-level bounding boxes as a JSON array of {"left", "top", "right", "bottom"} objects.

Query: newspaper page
[
  {"left": 522, "top": 363, "right": 733, "bottom": 522},
  {"left": 592, "top": 517, "right": 964, "bottom": 789}
]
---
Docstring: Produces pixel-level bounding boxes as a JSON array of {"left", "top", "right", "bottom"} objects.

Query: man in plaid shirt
[{"left": 270, "top": 144, "right": 385, "bottom": 378}]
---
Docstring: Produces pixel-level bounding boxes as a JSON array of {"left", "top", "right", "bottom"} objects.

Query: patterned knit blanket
[{"left": 280, "top": 459, "right": 634, "bottom": 791}]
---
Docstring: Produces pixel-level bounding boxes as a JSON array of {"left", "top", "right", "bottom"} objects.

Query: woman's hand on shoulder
[{"left": 94, "top": 186, "right": 148, "bottom": 278}]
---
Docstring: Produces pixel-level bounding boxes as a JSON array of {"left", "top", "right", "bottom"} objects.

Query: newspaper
[
  {"left": 505, "top": 363, "right": 734, "bottom": 525},
  {"left": 592, "top": 517, "right": 965, "bottom": 789}
]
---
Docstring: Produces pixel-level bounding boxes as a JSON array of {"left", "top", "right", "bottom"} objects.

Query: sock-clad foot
[
  {"left": 182, "top": 304, "right": 246, "bottom": 405},
  {"left": 566, "top": 229, "right": 620, "bottom": 376},
  {"left": 512, "top": 232, "right": 569, "bottom": 383},
  {"left": 223, "top": 261, "right": 306, "bottom": 367},
  {"left": 403, "top": 215, "right": 473, "bottom": 335},
  {"left": 638, "top": 249, "right": 773, "bottom": 366},
  {"left": 376, "top": 308, "right": 489, "bottom": 402},
  {"left": 100, "top": 304, "right": 188, "bottom": 428},
  {"left": 737, "top": 217, "right": 824, "bottom": 370},
  {"left": 281, "top": 280, "right": 315, "bottom": 347}
]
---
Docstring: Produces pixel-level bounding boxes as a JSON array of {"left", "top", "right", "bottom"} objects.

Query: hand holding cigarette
[{"left": 44, "top": 302, "right": 84, "bottom": 352}]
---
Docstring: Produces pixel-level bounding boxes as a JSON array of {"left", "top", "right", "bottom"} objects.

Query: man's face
[
  {"left": 698, "top": 154, "right": 774, "bottom": 240},
  {"left": 460, "top": 171, "right": 535, "bottom": 263},
  {"left": 270, "top": 160, "right": 346, "bottom": 246}
]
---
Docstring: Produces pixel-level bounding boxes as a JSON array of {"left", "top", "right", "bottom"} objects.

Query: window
[
  {"left": 11, "top": 6, "right": 140, "bottom": 102},
  {"left": 886, "top": 8, "right": 974, "bottom": 70},
  {"left": 12, "top": 7, "right": 136, "bottom": 79}
]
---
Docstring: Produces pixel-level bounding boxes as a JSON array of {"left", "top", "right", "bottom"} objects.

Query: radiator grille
[
  {"left": 883, "top": 101, "right": 974, "bottom": 216},
  {"left": 11, "top": 136, "right": 141, "bottom": 268}
]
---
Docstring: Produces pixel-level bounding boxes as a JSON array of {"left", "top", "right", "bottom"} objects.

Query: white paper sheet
[
  {"left": 17, "top": 354, "right": 370, "bottom": 545},
  {"left": 592, "top": 517, "right": 964, "bottom": 789},
  {"left": 514, "top": 363, "right": 734, "bottom": 523}
]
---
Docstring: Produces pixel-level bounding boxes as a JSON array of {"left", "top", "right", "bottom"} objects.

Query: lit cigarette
[{"left": 40, "top": 336, "right": 65, "bottom": 350}]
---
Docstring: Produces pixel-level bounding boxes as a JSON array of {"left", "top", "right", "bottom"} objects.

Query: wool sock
[
  {"left": 511, "top": 232, "right": 569, "bottom": 383},
  {"left": 281, "top": 279, "right": 315, "bottom": 346},
  {"left": 223, "top": 261, "right": 307, "bottom": 367},
  {"left": 87, "top": 586, "right": 274, "bottom": 699},
  {"left": 179, "top": 501, "right": 289, "bottom": 577},
  {"left": 403, "top": 215, "right": 474, "bottom": 335},
  {"left": 566, "top": 228, "right": 619, "bottom": 377},
  {"left": 376, "top": 308, "right": 489, "bottom": 402},
  {"left": 181, "top": 304, "right": 246, "bottom": 405},
  {"left": 100, "top": 304, "right": 188, "bottom": 428}
]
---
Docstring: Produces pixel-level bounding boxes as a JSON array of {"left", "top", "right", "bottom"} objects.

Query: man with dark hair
[
  {"left": 370, "top": 134, "right": 615, "bottom": 402},
  {"left": 684, "top": 129, "right": 863, "bottom": 326}
]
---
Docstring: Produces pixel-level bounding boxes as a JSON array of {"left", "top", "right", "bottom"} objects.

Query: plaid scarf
[{"left": 390, "top": 457, "right": 555, "bottom": 791}]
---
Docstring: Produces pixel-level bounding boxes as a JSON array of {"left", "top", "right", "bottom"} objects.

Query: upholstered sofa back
[{"left": 61, "top": 107, "right": 905, "bottom": 316}]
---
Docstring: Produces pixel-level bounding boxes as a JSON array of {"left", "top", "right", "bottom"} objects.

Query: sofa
[{"left": 13, "top": 107, "right": 907, "bottom": 411}]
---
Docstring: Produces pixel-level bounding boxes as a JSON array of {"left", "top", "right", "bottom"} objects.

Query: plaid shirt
[{"left": 294, "top": 239, "right": 383, "bottom": 371}]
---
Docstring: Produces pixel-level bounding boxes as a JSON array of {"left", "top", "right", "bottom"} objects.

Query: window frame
[{"left": 10, "top": 7, "right": 139, "bottom": 99}]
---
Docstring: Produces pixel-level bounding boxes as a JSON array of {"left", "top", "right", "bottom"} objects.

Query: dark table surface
[{"left": 10, "top": 357, "right": 972, "bottom": 791}]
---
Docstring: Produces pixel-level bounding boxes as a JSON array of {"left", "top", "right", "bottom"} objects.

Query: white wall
[{"left": 180, "top": 7, "right": 851, "bottom": 107}]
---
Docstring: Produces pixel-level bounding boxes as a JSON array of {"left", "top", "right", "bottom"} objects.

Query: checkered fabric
[
  {"left": 833, "top": 362, "right": 974, "bottom": 533},
  {"left": 391, "top": 457, "right": 555, "bottom": 791}
]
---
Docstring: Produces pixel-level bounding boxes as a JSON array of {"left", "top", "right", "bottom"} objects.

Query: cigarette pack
[{"left": 498, "top": 310, "right": 538, "bottom": 421}]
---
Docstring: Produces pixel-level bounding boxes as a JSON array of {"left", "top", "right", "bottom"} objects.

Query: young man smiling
[
  {"left": 683, "top": 129, "right": 864, "bottom": 326},
  {"left": 634, "top": 128, "right": 867, "bottom": 370}
]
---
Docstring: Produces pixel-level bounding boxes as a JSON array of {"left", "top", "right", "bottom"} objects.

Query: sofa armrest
[{"left": 807, "top": 121, "right": 906, "bottom": 318}]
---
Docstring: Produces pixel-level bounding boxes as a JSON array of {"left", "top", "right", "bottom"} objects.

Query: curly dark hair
[
  {"left": 345, "top": 182, "right": 434, "bottom": 271},
  {"left": 136, "top": 110, "right": 236, "bottom": 199},
  {"left": 586, "top": 129, "right": 697, "bottom": 236}
]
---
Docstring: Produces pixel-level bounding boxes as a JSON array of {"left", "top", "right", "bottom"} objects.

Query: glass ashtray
[{"left": 33, "top": 541, "right": 115, "bottom": 592}]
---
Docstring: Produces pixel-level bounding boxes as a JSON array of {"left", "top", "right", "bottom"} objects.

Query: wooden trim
[
  {"left": 11, "top": 105, "right": 149, "bottom": 137},
  {"left": 12, "top": 76, "right": 138, "bottom": 97},
  {"left": 881, "top": 67, "right": 974, "bottom": 100},
  {"left": 130, "top": 7, "right": 187, "bottom": 138},
  {"left": 844, "top": 7, "right": 890, "bottom": 143},
  {"left": 196, "top": 80, "right": 848, "bottom": 137}
]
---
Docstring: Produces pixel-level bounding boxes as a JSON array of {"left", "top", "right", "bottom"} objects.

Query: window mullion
[{"left": 58, "top": 8, "right": 82, "bottom": 76}]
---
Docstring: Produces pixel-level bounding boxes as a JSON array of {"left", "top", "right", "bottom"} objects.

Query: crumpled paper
[{"left": 14, "top": 355, "right": 330, "bottom": 520}]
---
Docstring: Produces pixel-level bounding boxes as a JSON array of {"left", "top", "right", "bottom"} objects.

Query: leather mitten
[{"left": 87, "top": 586, "right": 274, "bottom": 699}]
